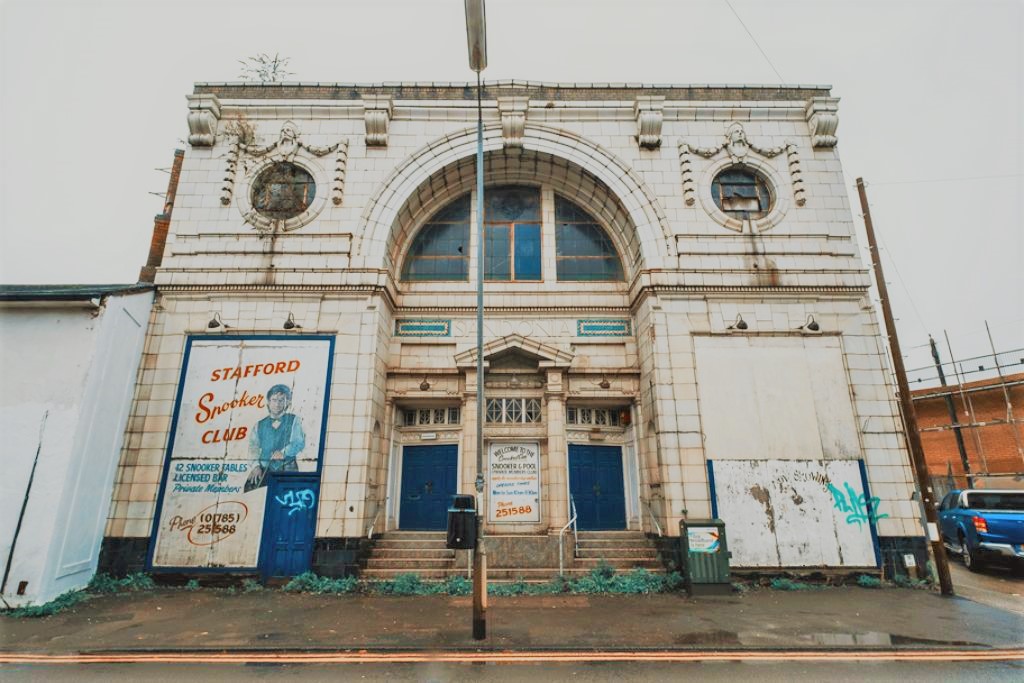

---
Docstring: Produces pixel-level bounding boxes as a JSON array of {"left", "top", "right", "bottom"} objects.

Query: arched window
[
  {"left": 401, "top": 187, "right": 624, "bottom": 283},
  {"left": 555, "top": 196, "right": 624, "bottom": 281},
  {"left": 402, "top": 194, "right": 470, "bottom": 281}
]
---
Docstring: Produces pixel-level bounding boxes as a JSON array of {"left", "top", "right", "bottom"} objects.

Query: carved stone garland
[
  {"left": 219, "top": 121, "right": 347, "bottom": 231},
  {"left": 679, "top": 122, "right": 807, "bottom": 208}
]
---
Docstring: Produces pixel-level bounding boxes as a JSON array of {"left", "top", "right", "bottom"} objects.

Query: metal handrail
[
  {"left": 642, "top": 498, "right": 663, "bottom": 537},
  {"left": 367, "top": 505, "right": 385, "bottom": 539},
  {"left": 558, "top": 495, "right": 579, "bottom": 576}
]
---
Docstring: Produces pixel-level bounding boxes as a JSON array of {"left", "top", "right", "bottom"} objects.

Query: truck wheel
[{"left": 959, "top": 533, "right": 984, "bottom": 572}]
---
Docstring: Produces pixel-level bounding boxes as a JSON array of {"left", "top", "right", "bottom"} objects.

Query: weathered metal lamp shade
[{"left": 464, "top": 0, "right": 487, "bottom": 72}]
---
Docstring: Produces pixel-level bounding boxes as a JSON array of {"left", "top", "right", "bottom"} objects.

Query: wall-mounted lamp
[
  {"left": 799, "top": 314, "right": 821, "bottom": 334},
  {"left": 283, "top": 312, "right": 302, "bottom": 330},
  {"left": 419, "top": 377, "right": 431, "bottom": 391},
  {"left": 726, "top": 314, "right": 748, "bottom": 331},
  {"left": 598, "top": 376, "right": 611, "bottom": 389},
  {"left": 207, "top": 312, "right": 228, "bottom": 329}
]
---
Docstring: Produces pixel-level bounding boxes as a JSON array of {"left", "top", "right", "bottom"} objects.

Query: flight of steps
[
  {"left": 360, "top": 531, "right": 455, "bottom": 580},
  {"left": 360, "top": 530, "right": 665, "bottom": 582}
]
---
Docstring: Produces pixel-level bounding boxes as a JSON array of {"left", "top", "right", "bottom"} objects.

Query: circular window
[
  {"left": 250, "top": 162, "right": 316, "bottom": 220},
  {"left": 711, "top": 167, "right": 772, "bottom": 220}
]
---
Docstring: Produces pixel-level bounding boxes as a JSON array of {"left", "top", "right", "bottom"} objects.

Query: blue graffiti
[
  {"left": 275, "top": 488, "right": 316, "bottom": 516},
  {"left": 827, "top": 481, "right": 888, "bottom": 527}
]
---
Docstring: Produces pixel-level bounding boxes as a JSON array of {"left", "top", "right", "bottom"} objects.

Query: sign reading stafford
[
  {"left": 151, "top": 337, "right": 331, "bottom": 569},
  {"left": 488, "top": 442, "right": 540, "bottom": 523}
]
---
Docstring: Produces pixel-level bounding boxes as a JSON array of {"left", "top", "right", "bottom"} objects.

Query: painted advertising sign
[
  {"left": 488, "top": 442, "right": 540, "bottom": 523},
  {"left": 150, "top": 337, "right": 333, "bottom": 569},
  {"left": 687, "top": 527, "right": 721, "bottom": 554}
]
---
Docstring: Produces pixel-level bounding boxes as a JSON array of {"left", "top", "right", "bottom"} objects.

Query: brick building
[
  {"left": 97, "top": 81, "right": 927, "bottom": 582},
  {"left": 913, "top": 372, "right": 1024, "bottom": 493}
]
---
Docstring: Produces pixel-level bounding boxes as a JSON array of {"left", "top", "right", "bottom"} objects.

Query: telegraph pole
[
  {"left": 856, "top": 178, "right": 954, "bottom": 596},
  {"left": 928, "top": 335, "right": 973, "bottom": 487}
]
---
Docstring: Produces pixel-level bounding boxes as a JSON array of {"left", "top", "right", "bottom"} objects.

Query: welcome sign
[
  {"left": 150, "top": 336, "right": 332, "bottom": 569},
  {"left": 488, "top": 442, "right": 541, "bottom": 523}
]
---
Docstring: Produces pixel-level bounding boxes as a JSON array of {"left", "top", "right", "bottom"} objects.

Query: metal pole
[
  {"left": 929, "top": 336, "right": 973, "bottom": 487},
  {"left": 472, "top": 68, "right": 487, "bottom": 641},
  {"left": 856, "top": 178, "right": 953, "bottom": 596},
  {"left": 945, "top": 332, "right": 989, "bottom": 476}
]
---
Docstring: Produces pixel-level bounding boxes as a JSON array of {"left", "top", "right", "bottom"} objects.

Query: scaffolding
[{"left": 905, "top": 330, "right": 1024, "bottom": 493}]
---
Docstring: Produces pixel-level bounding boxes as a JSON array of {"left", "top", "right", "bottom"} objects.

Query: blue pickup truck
[{"left": 938, "top": 489, "right": 1024, "bottom": 573}]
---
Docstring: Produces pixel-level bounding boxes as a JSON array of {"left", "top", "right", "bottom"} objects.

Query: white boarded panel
[
  {"left": 711, "top": 460, "right": 781, "bottom": 566},
  {"left": 694, "top": 336, "right": 861, "bottom": 461},
  {"left": 806, "top": 346, "right": 862, "bottom": 459},
  {"left": 712, "top": 459, "right": 877, "bottom": 567}
]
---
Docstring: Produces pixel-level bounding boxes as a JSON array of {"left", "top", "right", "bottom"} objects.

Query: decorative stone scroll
[
  {"left": 497, "top": 97, "right": 528, "bottom": 149},
  {"left": 331, "top": 139, "right": 350, "bottom": 205},
  {"left": 678, "top": 143, "right": 697, "bottom": 206},
  {"left": 220, "top": 143, "right": 239, "bottom": 206},
  {"left": 786, "top": 143, "right": 807, "bottom": 206},
  {"left": 806, "top": 97, "right": 839, "bottom": 148},
  {"left": 363, "top": 95, "right": 394, "bottom": 147},
  {"left": 186, "top": 94, "right": 221, "bottom": 147},
  {"left": 634, "top": 96, "right": 665, "bottom": 150}
]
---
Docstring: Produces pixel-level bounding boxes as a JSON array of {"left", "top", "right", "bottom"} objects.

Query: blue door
[
  {"left": 569, "top": 445, "right": 627, "bottom": 530},
  {"left": 400, "top": 444, "right": 458, "bottom": 530},
  {"left": 260, "top": 475, "right": 319, "bottom": 579}
]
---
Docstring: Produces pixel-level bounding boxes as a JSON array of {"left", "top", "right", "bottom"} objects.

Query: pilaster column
[{"left": 545, "top": 369, "right": 568, "bottom": 530}]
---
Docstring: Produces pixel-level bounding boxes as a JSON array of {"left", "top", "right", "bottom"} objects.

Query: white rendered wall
[{"left": 0, "top": 291, "right": 151, "bottom": 606}]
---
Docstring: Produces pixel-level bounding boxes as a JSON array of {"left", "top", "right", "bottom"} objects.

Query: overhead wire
[{"left": 722, "top": 0, "right": 784, "bottom": 83}]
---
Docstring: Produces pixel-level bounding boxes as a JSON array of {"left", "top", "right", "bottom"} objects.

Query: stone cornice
[{"left": 195, "top": 82, "right": 831, "bottom": 102}]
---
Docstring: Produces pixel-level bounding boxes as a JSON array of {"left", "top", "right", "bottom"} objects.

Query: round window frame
[
  {"left": 699, "top": 158, "right": 789, "bottom": 233},
  {"left": 236, "top": 157, "right": 327, "bottom": 232}
]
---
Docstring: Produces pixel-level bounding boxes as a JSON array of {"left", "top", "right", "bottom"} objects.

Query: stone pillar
[{"left": 545, "top": 368, "right": 568, "bottom": 530}]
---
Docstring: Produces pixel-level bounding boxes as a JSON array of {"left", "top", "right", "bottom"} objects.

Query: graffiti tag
[
  {"left": 827, "top": 482, "right": 888, "bottom": 527},
  {"left": 275, "top": 488, "right": 316, "bottom": 516}
]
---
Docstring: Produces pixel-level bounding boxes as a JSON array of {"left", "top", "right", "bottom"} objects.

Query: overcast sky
[{"left": 1, "top": 0, "right": 1021, "bottom": 376}]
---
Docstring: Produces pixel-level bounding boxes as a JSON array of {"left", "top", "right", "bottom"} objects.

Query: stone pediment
[{"left": 454, "top": 334, "right": 573, "bottom": 369}]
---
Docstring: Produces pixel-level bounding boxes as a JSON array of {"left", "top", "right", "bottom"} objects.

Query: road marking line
[{"left": 2, "top": 649, "right": 1023, "bottom": 665}]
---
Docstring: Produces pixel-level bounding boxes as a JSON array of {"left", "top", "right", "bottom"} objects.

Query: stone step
[
  {"left": 378, "top": 532, "right": 447, "bottom": 539},
  {"left": 577, "top": 548, "right": 660, "bottom": 559},
  {"left": 365, "top": 558, "right": 456, "bottom": 570},
  {"left": 370, "top": 548, "right": 455, "bottom": 559},
  {"left": 573, "top": 558, "right": 663, "bottom": 568},
  {"left": 359, "top": 568, "right": 455, "bottom": 580},
  {"left": 576, "top": 531, "right": 648, "bottom": 537},
  {"left": 372, "top": 539, "right": 451, "bottom": 549}
]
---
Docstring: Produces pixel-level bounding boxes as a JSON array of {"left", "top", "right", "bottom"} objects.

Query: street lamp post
[{"left": 464, "top": 0, "right": 488, "bottom": 641}]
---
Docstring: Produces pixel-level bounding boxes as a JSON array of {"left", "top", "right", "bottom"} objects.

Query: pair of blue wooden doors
[
  {"left": 260, "top": 475, "right": 319, "bottom": 579},
  {"left": 400, "top": 444, "right": 459, "bottom": 530},
  {"left": 569, "top": 444, "right": 627, "bottom": 530}
]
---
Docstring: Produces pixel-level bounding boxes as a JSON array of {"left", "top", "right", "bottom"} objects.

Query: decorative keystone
[
  {"left": 634, "top": 96, "right": 665, "bottom": 150},
  {"left": 497, "top": 96, "right": 529, "bottom": 149},
  {"left": 806, "top": 97, "right": 840, "bottom": 148},
  {"left": 186, "top": 94, "right": 221, "bottom": 147},
  {"left": 363, "top": 95, "right": 394, "bottom": 147}
]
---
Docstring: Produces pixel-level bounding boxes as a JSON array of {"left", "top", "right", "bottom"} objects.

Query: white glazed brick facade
[{"left": 107, "top": 83, "right": 922, "bottom": 569}]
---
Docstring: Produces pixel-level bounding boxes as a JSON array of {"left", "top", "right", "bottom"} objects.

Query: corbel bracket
[
  {"left": 634, "top": 96, "right": 665, "bottom": 150},
  {"left": 364, "top": 95, "right": 394, "bottom": 147},
  {"left": 186, "top": 94, "right": 221, "bottom": 147}
]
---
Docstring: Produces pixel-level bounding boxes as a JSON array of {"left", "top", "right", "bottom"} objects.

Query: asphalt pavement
[{"left": 1, "top": 584, "right": 1021, "bottom": 654}]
